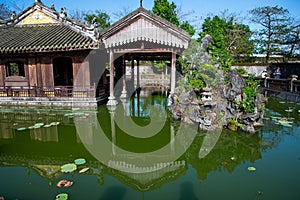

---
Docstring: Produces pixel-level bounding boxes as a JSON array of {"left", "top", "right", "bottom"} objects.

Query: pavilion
[{"left": 0, "top": 0, "right": 190, "bottom": 107}]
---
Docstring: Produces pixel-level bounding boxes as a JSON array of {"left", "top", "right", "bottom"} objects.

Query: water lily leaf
[
  {"left": 79, "top": 167, "right": 89, "bottom": 174},
  {"left": 28, "top": 126, "right": 35, "bottom": 129},
  {"left": 61, "top": 163, "right": 77, "bottom": 173},
  {"left": 56, "top": 193, "right": 68, "bottom": 200},
  {"left": 17, "top": 127, "right": 26, "bottom": 131},
  {"left": 34, "top": 123, "right": 44, "bottom": 126},
  {"left": 74, "top": 158, "right": 86, "bottom": 165},
  {"left": 43, "top": 124, "right": 52, "bottom": 128},
  {"left": 64, "top": 113, "right": 74, "bottom": 117},
  {"left": 270, "top": 116, "right": 281, "bottom": 120},
  {"left": 279, "top": 101, "right": 286, "bottom": 104},
  {"left": 72, "top": 107, "right": 80, "bottom": 111},
  {"left": 285, "top": 109, "right": 293, "bottom": 112},
  {"left": 230, "top": 156, "right": 237, "bottom": 161},
  {"left": 280, "top": 122, "right": 293, "bottom": 127},
  {"left": 247, "top": 166, "right": 256, "bottom": 171},
  {"left": 74, "top": 112, "right": 85, "bottom": 116},
  {"left": 50, "top": 122, "right": 60, "bottom": 126}
]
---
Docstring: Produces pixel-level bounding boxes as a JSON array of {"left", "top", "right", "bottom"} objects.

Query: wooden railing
[
  {"left": 260, "top": 74, "right": 300, "bottom": 93},
  {"left": 140, "top": 74, "right": 170, "bottom": 86},
  {"left": 0, "top": 85, "right": 96, "bottom": 98}
]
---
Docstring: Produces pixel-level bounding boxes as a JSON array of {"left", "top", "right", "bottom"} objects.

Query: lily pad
[
  {"left": 64, "top": 113, "right": 74, "bottom": 117},
  {"left": 56, "top": 193, "right": 68, "bottom": 200},
  {"left": 74, "top": 158, "right": 86, "bottom": 165},
  {"left": 28, "top": 126, "right": 35, "bottom": 129},
  {"left": 34, "top": 123, "right": 44, "bottom": 126},
  {"left": 280, "top": 122, "right": 293, "bottom": 127},
  {"left": 17, "top": 127, "right": 26, "bottom": 131},
  {"left": 43, "top": 124, "right": 52, "bottom": 128},
  {"left": 61, "top": 163, "right": 77, "bottom": 173},
  {"left": 285, "top": 109, "right": 293, "bottom": 113},
  {"left": 247, "top": 166, "right": 256, "bottom": 171},
  {"left": 79, "top": 167, "right": 89, "bottom": 174},
  {"left": 50, "top": 122, "right": 60, "bottom": 126}
]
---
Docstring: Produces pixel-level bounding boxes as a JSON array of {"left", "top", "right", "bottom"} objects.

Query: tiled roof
[{"left": 0, "top": 24, "right": 98, "bottom": 54}]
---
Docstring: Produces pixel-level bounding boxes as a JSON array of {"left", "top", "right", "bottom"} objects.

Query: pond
[{"left": 0, "top": 89, "right": 300, "bottom": 200}]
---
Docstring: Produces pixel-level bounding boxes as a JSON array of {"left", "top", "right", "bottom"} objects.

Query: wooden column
[
  {"left": 0, "top": 63, "right": 5, "bottom": 87},
  {"left": 41, "top": 57, "right": 53, "bottom": 88},
  {"left": 28, "top": 58, "right": 37, "bottom": 88},
  {"left": 35, "top": 58, "right": 41, "bottom": 87},
  {"left": 170, "top": 52, "right": 176, "bottom": 94},
  {"left": 120, "top": 55, "right": 127, "bottom": 98},
  {"left": 107, "top": 50, "right": 118, "bottom": 106}
]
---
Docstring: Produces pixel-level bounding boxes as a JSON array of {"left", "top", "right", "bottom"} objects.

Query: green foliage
[
  {"left": 152, "top": 0, "right": 179, "bottom": 26},
  {"left": 227, "top": 117, "right": 242, "bottom": 127},
  {"left": 235, "top": 68, "right": 248, "bottom": 76},
  {"left": 249, "top": 6, "right": 292, "bottom": 60},
  {"left": 84, "top": 10, "right": 111, "bottom": 30},
  {"left": 238, "top": 75, "right": 260, "bottom": 113},
  {"left": 152, "top": 0, "right": 195, "bottom": 36},
  {"left": 198, "top": 15, "right": 254, "bottom": 70},
  {"left": 151, "top": 61, "right": 167, "bottom": 73},
  {"left": 188, "top": 71, "right": 206, "bottom": 90},
  {"left": 180, "top": 20, "right": 196, "bottom": 36},
  {"left": 177, "top": 39, "right": 221, "bottom": 92}
]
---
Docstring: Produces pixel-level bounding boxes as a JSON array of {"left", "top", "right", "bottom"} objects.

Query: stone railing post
[
  {"left": 290, "top": 74, "right": 298, "bottom": 92},
  {"left": 264, "top": 74, "right": 270, "bottom": 88}
]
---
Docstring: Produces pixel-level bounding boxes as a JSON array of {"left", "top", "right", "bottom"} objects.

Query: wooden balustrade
[
  {"left": 0, "top": 85, "right": 96, "bottom": 98},
  {"left": 259, "top": 74, "right": 300, "bottom": 93}
]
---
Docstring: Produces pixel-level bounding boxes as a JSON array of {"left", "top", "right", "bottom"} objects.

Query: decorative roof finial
[
  {"left": 10, "top": 11, "right": 16, "bottom": 20},
  {"left": 140, "top": 0, "right": 143, "bottom": 7},
  {"left": 51, "top": 3, "right": 56, "bottom": 11}
]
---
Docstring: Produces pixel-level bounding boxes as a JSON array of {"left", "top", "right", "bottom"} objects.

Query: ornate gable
[
  {"left": 18, "top": 10, "right": 58, "bottom": 25},
  {"left": 100, "top": 7, "right": 190, "bottom": 49}
]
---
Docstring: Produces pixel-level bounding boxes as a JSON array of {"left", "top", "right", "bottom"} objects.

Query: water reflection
[{"left": 0, "top": 93, "right": 299, "bottom": 198}]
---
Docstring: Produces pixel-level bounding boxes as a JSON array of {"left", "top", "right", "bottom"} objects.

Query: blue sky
[{"left": 4, "top": 0, "right": 300, "bottom": 30}]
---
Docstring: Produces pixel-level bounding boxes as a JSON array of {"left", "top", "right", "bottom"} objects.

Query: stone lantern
[{"left": 201, "top": 87, "right": 212, "bottom": 101}]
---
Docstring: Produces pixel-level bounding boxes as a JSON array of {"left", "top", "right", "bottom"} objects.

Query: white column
[
  {"left": 137, "top": 60, "right": 140, "bottom": 89},
  {"left": 170, "top": 52, "right": 176, "bottom": 94},
  {"left": 107, "top": 50, "right": 118, "bottom": 106},
  {"left": 120, "top": 55, "right": 127, "bottom": 98}
]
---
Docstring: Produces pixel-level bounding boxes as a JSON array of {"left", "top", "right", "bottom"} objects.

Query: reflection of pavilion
[
  {"left": 0, "top": 153, "right": 187, "bottom": 192},
  {"left": 108, "top": 160, "right": 186, "bottom": 191}
]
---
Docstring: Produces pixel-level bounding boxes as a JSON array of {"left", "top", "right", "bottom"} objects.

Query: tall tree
[
  {"left": 84, "top": 10, "right": 111, "bottom": 30},
  {"left": 152, "top": 0, "right": 179, "bottom": 26},
  {"left": 0, "top": 3, "right": 12, "bottom": 22},
  {"left": 198, "top": 15, "right": 253, "bottom": 69},
  {"left": 152, "top": 0, "right": 195, "bottom": 36},
  {"left": 283, "top": 19, "right": 300, "bottom": 57},
  {"left": 249, "top": 6, "right": 291, "bottom": 61}
]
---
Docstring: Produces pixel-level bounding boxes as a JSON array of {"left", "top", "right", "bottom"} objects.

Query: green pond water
[{"left": 0, "top": 90, "right": 300, "bottom": 200}]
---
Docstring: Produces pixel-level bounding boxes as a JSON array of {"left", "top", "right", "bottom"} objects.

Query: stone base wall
[{"left": 0, "top": 97, "right": 101, "bottom": 108}]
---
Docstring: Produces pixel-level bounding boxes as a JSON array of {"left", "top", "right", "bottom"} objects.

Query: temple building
[{"left": 0, "top": 1, "right": 190, "bottom": 107}]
